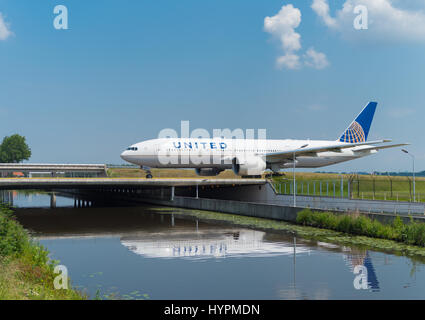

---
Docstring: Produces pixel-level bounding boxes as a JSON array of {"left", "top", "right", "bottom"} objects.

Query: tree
[{"left": 0, "top": 134, "right": 31, "bottom": 163}]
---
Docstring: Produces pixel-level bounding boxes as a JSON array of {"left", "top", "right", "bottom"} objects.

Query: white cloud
[
  {"left": 264, "top": 4, "right": 302, "bottom": 52},
  {"left": 264, "top": 4, "right": 329, "bottom": 70},
  {"left": 312, "top": 0, "right": 425, "bottom": 42},
  {"left": 311, "top": 0, "right": 337, "bottom": 27},
  {"left": 0, "top": 13, "right": 12, "bottom": 41},
  {"left": 304, "top": 48, "right": 330, "bottom": 69},
  {"left": 276, "top": 53, "right": 301, "bottom": 70}
]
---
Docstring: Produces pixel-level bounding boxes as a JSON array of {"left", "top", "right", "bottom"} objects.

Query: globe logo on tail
[{"left": 340, "top": 121, "right": 365, "bottom": 143}]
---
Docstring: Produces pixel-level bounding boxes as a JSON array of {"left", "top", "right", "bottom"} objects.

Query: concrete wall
[
  {"left": 192, "top": 181, "right": 425, "bottom": 215},
  {"left": 133, "top": 196, "right": 425, "bottom": 225},
  {"left": 126, "top": 195, "right": 304, "bottom": 222},
  {"left": 102, "top": 188, "right": 425, "bottom": 225}
]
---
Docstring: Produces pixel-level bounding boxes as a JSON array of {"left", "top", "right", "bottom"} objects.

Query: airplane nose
[{"left": 120, "top": 151, "right": 130, "bottom": 161}]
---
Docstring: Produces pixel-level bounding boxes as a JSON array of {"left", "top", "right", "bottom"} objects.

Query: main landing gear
[{"left": 141, "top": 166, "right": 153, "bottom": 179}]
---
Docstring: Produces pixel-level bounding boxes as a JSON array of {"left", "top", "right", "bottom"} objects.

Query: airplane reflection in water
[
  {"left": 121, "top": 229, "right": 310, "bottom": 259},
  {"left": 34, "top": 222, "right": 380, "bottom": 291},
  {"left": 19, "top": 208, "right": 310, "bottom": 259},
  {"left": 18, "top": 207, "right": 380, "bottom": 292}
]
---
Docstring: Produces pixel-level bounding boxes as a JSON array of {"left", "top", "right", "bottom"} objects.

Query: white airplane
[{"left": 121, "top": 102, "right": 408, "bottom": 178}]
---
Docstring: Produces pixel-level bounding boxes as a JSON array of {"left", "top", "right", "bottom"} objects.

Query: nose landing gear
[{"left": 141, "top": 166, "right": 153, "bottom": 179}]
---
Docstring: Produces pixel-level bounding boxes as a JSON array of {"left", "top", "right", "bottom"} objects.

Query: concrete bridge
[
  {"left": 0, "top": 163, "right": 108, "bottom": 177},
  {"left": 2, "top": 175, "right": 425, "bottom": 226},
  {"left": 0, "top": 178, "right": 265, "bottom": 190},
  {"left": 0, "top": 177, "right": 266, "bottom": 208}
]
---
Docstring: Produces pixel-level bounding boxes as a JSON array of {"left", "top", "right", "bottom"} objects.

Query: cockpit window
[{"left": 126, "top": 147, "right": 138, "bottom": 151}]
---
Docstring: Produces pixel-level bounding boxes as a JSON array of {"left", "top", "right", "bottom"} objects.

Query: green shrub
[
  {"left": 376, "top": 224, "right": 394, "bottom": 240},
  {"left": 406, "top": 222, "right": 425, "bottom": 247},
  {"left": 313, "top": 212, "right": 331, "bottom": 228},
  {"left": 295, "top": 208, "right": 425, "bottom": 247},
  {"left": 352, "top": 216, "right": 371, "bottom": 235},
  {"left": 0, "top": 213, "right": 29, "bottom": 257},
  {"left": 324, "top": 212, "right": 339, "bottom": 229},
  {"left": 0, "top": 202, "right": 84, "bottom": 300},
  {"left": 365, "top": 220, "right": 381, "bottom": 238},
  {"left": 296, "top": 209, "right": 314, "bottom": 226},
  {"left": 336, "top": 215, "right": 355, "bottom": 234},
  {"left": 392, "top": 216, "right": 406, "bottom": 241},
  {"left": 0, "top": 203, "right": 52, "bottom": 264}
]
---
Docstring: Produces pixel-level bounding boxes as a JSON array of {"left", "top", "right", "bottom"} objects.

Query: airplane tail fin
[{"left": 339, "top": 102, "right": 377, "bottom": 143}]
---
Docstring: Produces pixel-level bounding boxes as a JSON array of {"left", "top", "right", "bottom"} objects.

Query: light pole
[
  {"left": 402, "top": 149, "right": 415, "bottom": 202},
  {"left": 338, "top": 173, "right": 344, "bottom": 198},
  {"left": 293, "top": 144, "right": 309, "bottom": 207}
]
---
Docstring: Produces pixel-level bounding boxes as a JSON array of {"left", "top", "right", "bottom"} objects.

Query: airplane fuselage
[{"left": 120, "top": 138, "right": 376, "bottom": 171}]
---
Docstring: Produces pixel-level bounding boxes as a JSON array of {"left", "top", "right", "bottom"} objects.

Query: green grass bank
[
  {"left": 296, "top": 209, "right": 425, "bottom": 247},
  {"left": 0, "top": 203, "right": 84, "bottom": 300}
]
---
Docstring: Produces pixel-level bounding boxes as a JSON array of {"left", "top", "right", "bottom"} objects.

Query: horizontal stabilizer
[{"left": 353, "top": 143, "right": 410, "bottom": 153}]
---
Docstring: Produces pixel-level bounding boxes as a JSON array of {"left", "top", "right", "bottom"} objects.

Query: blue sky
[{"left": 0, "top": 0, "right": 424, "bottom": 172}]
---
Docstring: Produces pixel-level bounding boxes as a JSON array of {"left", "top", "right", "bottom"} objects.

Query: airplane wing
[
  {"left": 352, "top": 143, "right": 410, "bottom": 153},
  {"left": 265, "top": 139, "right": 397, "bottom": 163}
]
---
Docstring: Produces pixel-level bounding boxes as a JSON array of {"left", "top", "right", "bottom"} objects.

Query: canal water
[{"left": 10, "top": 191, "right": 425, "bottom": 300}]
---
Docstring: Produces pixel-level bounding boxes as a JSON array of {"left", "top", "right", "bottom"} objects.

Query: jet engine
[{"left": 232, "top": 156, "right": 266, "bottom": 176}]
